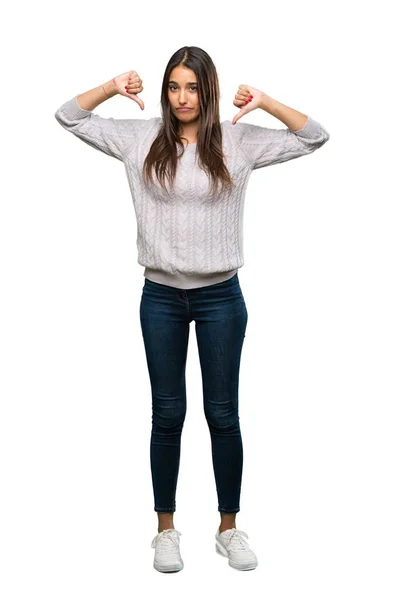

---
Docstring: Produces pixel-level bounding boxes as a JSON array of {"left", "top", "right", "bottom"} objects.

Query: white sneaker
[
  {"left": 151, "top": 528, "right": 184, "bottom": 573},
  {"left": 215, "top": 527, "right": 258, "bottom": 570}
]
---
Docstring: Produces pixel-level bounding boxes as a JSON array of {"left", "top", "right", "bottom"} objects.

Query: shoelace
[
  {"left": 219, "top": 529, "right": 250, "bottom": 551},
  {"left": 151, "top": 529, "right": 182, "bottom": 553}
]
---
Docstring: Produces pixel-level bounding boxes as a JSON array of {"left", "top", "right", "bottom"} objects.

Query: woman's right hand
[{"left": 112, "top": 70, "right": 145, "bottom": 110}]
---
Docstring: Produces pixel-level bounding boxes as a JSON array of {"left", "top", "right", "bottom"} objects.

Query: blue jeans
[{"left": 139, "top": 273, "right": 248, "bottom": 514}]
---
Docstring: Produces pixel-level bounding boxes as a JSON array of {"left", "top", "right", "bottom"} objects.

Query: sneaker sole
[{"left": 153, "top": 560, "right": 184, "bottom": 573}]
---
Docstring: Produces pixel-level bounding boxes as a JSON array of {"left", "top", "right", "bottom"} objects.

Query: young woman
[{"left": 55, "top": 45, "right": 330, "bottom": 573}]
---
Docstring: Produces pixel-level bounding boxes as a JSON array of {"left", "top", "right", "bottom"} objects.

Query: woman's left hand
[{"left": 232, "top": 85, "right": 263, "bottom": 125}]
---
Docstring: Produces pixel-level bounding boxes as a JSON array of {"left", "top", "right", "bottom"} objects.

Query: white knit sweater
[{"left": 55, "top": 95, "right": 330, "bottom": 289}]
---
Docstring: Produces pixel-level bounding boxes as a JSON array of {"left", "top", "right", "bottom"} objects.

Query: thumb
[
  {"left": 128, "top": 93, "right": 145, "bottom": 110},
  {"left": 232, "top": 109, "right": 246, "bottom": 125}
]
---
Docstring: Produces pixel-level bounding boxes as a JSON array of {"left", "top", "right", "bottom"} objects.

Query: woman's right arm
[
  {"left": 76, "top": 79, "right": 118, "bottom": 111},
  {"left": 54, "top": 71, "right": 146, "bottom": 161}
]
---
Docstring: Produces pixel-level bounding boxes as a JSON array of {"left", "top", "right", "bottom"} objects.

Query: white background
[{"left": 1, "top": 0, "right": 399, "bottom": 597}]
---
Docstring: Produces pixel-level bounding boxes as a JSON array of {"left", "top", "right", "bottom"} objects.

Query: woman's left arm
[
  {"left": 259, "top": 93, "right": 308, "bottom": 132},
  {"left": 233, "top": 85, "right": 308, "bottom": 130},
  {"left": 230, "top": 84, "right": 330, "bottom": 170}
]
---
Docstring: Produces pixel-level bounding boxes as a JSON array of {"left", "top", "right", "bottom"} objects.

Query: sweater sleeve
[
  {"left": 54, "top": 95, "right": 152, "bottom": 162},
  {"left": 230, "top": 116, "right": 330, "bottom": 170}
]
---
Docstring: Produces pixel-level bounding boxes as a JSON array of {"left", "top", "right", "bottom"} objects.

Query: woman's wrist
[
  {"left": 259, "top": 93, "right": 278, "bottom": 114},
  {"left": 103, "top": 79, "right": 118, "bottom": 98}
]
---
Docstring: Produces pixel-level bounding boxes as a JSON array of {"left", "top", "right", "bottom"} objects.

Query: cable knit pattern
[{"left": 54, "top": 95, "right": 330, "bottom": 289}]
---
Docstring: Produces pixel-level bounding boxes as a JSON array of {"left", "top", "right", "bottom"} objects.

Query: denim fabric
[{"left": 139, "top": 273, "right": 248, "bottom": 514}]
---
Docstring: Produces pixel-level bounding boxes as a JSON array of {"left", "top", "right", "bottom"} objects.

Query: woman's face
[{"left": 167, "top": 65, "right": 200, "bottom": 125}]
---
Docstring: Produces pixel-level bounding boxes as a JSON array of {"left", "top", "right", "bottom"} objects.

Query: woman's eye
[{"left": 169, "top": 86, "right": 197, "bottom": 91}]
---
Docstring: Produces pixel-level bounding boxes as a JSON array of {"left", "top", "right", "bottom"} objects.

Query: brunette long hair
[{"left": 143, "top": 46, "right": 234, "bottom": 197}]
